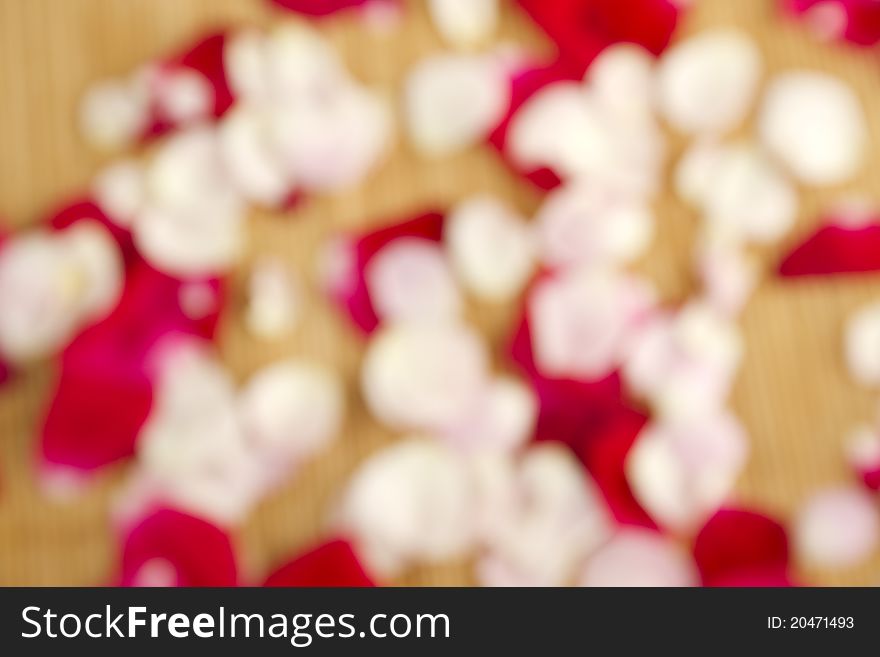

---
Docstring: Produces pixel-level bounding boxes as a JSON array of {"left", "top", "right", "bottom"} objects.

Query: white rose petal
[
  {"left": 626, "top": 412, "right": 749, "bottom": 531},
  {"left": 245, "top": 257, "right": 300, "bottom": 340},
  {"left": 657, "top": 30, "right": 761, "bottom": 135},
  {"left": 365, "top": 238, "right": 462, "bottom": 323},
  {"left": 579, "top": 528, "right": 699, "bottom": 587},
  {"left": 92, "top": 159, "right": 147, "bottom": 227},
  {"left": 218, "top": 105, "right": 291, "bottom": 207},
  {"left": 427, "top": 0, "right": 498, "bottom": 49},
  {"left": 79, "top": 76, "right": 151, "bottom": 151},
  {"left": 536, "top": 182, "right": 654, "bottom": 270},
  {"left": 338, "top": 438, "right": 475, "bottom": 575},
  {"left": 795, "top": 486, "right": 880, "bottom": 567},
  {"left": 759, "top": 71, "right": 866, "bottom": 185},
  {"left": 529, "top": 268, "right": 656, "bottom": 380},
  {"left": 238, "top": 360, "right": 344, "bottom": 463},
  {"left": 477, "top": 444, "right": 612, "bottom": 586},
  {"left": 361, "top": 321, "right": 490, "bottom": 432},
  {"left": 844, "top": 301, "right": 880, "bottom": 386},
  {"left": 404, "top": 53, "right": 509, "bottom": 156},
  {"left": 445, "top": 195, "right": 536, "bottom": 302}
]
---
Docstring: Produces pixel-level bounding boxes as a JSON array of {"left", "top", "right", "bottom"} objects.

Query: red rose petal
[
  {"left": 509, "top": 314, "right": 655, "bottom": 527},
  {"left": 693, "top": 508, "right": 792, "bottom": 587},
  {"left": 40, "top": 259, "right": 224, "bottom": 472},
  {"left": 119, "top": 508, "right": 238, "bottom": 587},
  {"left": 326, "top": 211, "right": 445, "bottom": 334},
  {"left": 517, "top": 0, "right": 680, "bottom": 74},
  {"left": 269, "top": 0, "right": 372, "bottom": 16},
  {"left": 263, "top": 539, "right": 375, "bottom": 587},
  {"left": 142, "top": 33, "right": 234, "bottom": 142},
  {"left": 488, "top": 60, "right": 575, "bottom": 191},
  {"left": 783, "top": 0, "right": 880, "bottom": 46},
  {"left": 779, "top": 220, "right": 880, "bottom": 277},
  {"left": 47, "top": 197, "right": 135, "bottom": 259}
]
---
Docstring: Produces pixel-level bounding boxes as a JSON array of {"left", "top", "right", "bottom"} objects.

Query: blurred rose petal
[
  {"left": 40, "top": 259, "right": 223, "bottom": 473},
  {"left": 759, "top": 71, "right": 866, "bottom": 186},
  {"left": 846, "top": 424, "right": 880, "bottom": 491},
  {"left": 516, "top": 0, "right": 680, "bottom": 74},
  {"left": 337, "top": 438, "right": 475, "bottom": 576},
  {"left": 427, "top": 0, "right": 498, "bottom": 49},
  {"left": 794, "top": 485, "right": 879, "bottom": 567},
  {"left": 779, "top": 213, "right": 880, "bottom": 277},
  {"left": 782, "top": 0, "right": 880, "bottom": 46},
  {"left": 322, "top": 211, "right": 444, "bottom": 334},
  {"left": 579, "top": 528, "right": 699, "bottom": 586},
  {"left": 269, "top": 0, "right": 375, "bottom": 17},
  {"left": 693, "top": 508, "right": 791, "bottom": 586},
  {"left": 264, "top": 539, "right": 375, "bottom": 587},
  {"left": 119, "top": 508, "right": 238, "bottom": 586},
  {"left": 657, "top": 30, "right": 761, "bottom": 136}
]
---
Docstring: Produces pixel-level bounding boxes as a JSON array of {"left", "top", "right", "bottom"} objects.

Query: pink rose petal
[
  {"left": 846, "top": 425, "right": 880, "bottom": 491},
  {"left": 579, "top": 528, "right": 699, "bottom": 586},
  {"left": 118, "top": 508, "right": 238, "bottom": 587},
  {"left": 794, "top": 486, "right": 880, "bottom": 567},
  {"left": 783, "top": 0, "right": 880, "bottom": 46},
  {"left": 263, "top": 539, "right": 375, "bottom": 587},
  {"left": 323, "top": 211, "right": 445, "bottom": 334},
  {"left": 693, "top": 508, "right": 792, "bottom": 587},
  {"left": 48, "top": 197, "right": 135, "bottom": 260},
  {"left": 40, "top": 258, "right": 224, "bottom": 473}
]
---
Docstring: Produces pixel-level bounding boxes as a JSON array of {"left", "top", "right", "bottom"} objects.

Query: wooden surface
[{"left": 1, "top": 0, "right": 880, "bottom": 586}]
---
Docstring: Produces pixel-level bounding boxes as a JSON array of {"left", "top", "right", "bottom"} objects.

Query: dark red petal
[
  {"left": 488, "top": 60, "right": 575, "bottom": 191},
  {"left": 39, "top": 259, "right": 224, "bottom": 472},
  {"left": 264, "top": 539, "right": 375, "bottom": 587},
  {"left": 509, "top": 314, "right": 655, "bottom": 527},
  {"left": 142, "top": 32, "right": 235, "bottom": 142},
  {"left": 783, "top": 0, "right": 880, "bottom": 46},
  {"left": 47, "top": 197, "right": 136, "bottom": 260},
  {"left": 328, "top": 211, "right": 445, "bottom": 334},
  {"left": 778, "top": 221, "right": 880, "bottom": 277},
  {"left": 269, "top": 0, "right": 365, "bottom": 15},
  {"left": 119, "top": 508, "right": 238, "bottom": 587},
  {"left": 517, "top": 0, "right": 680, "bottom": 74},
  {"left": 693, "top": 508, "right": 792, "bottom": 587}
]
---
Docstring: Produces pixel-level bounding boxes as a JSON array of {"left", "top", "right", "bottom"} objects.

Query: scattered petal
[
  {"left": 516, "top": 0, "right": 680, "bottom": 74},
  {"left": 657, "top": 30, "right": 761, "bottom": 135},
  {"left": 337, "top": 438, "right": 475, "bottom": 575},
  {"left": 759, "top": 71, "right": 866, "bottom": 185},
  {"left": 846, "top": 424, "right": 880, "bottom": 491},
  {"left": 779, "top": 211, "right": 880, "bottom": 276},
  {"left": 361, "top": 321, "right": 490, "bottom": 433},
  {"left": 264, "top": 539, "right": 375, "bottom": 587},
  {"left": 794, "top": 486, "right": 879, "bottom": 567},
  {"left": 844, "top": 301, "right": 880, "bottom": 386},
  {"left": 404, "top": 53, "right": 510, "bottom": 157},
  {"left": 477, "top": 443, "right": 612, "bottom": 586},
  {"left": 427, "top": 0, "right": 498, "bottom": 49},
  {"left": 783, "top": 0, "right": 880, "bottom": 46},
  {"left": 626, "top": 412, "right": 749, "bottom": 531},
  {"left": 245, "top": 257, "right": 301, "bottom": 340},
  {"left": 579, "top": 528, "right": 699, "bottom": 586},
  {"left": 528, "top": 268, "right": 656, "bottom": 381},
  {"left": 118, "top": 508, "right": 237, "bottom": 586},
  {"left": 365, "top": 238, "right": 462, "bottom": 323},
  {"left": 322, "top": 211, "right": 445, "bottom": 334},
  {"left": 445, "top": 195, "right": 536, "bottom": 302},
  {"left": 693, "top": 508, "right": 791, "bottom": 586},
  {"left": 536, "top": 182, "right": 654, "bottom": 270}
]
